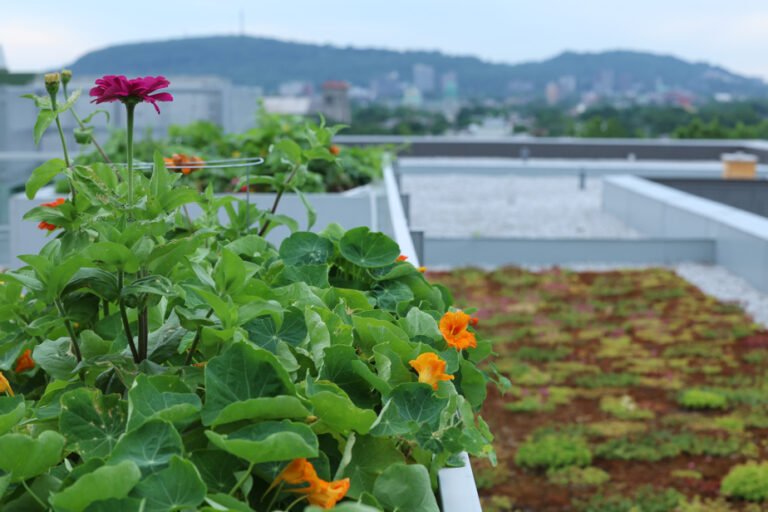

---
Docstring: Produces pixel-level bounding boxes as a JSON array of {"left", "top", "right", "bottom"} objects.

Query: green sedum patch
[{"left": 721, "top": 461, "right": 768, "bottom": 502}]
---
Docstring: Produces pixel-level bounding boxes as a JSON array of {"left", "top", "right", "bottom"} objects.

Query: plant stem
[
  {"left": 258, "top": 165, "right": 299, "bottom": 237},
  {"left": 21, "top": 480, "right": 47, "bottom": 510},
  {"left": 125, "top": 103, "right": 136, "bottom": 210},
  {"left": 49, "top": 91, "right": 75, "bottom": 199},
  {"left": 184, "top": 307, "right": 215, "bottom": 366},
  {"left": 118, "top": 271, "right": 139, "bottom": 363},
  {"left": 64, "top": 85, "right": 113, "bottom": 166},
  {"left": 283, "top": 495, "right": 308, "bottom": 512},
  {"left": 264, "top": 481, "right": 285, "bottom": 510},
  {"left": 102, "top": 299, "right": 110, "bottom": 318},
  {"left": 229, "top": 462, "right": 255, "bottom": 496},
  {"left": 54, "top": 299, "right": 82, "bottom": 362}
]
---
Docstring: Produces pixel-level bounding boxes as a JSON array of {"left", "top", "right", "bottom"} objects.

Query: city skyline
[{"left": 3, "top": 1, "right": 768, "bottom": 80}]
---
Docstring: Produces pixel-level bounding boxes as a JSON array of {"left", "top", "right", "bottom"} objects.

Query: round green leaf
[
  {"left": 109, "top": 420, "right": 183, "bottom": 475},
  {"left": 205, "top": 420, "right": 318, "bottom": 464},
  {"left": 201, "top": 342, "right": 296, "bottom": 426},
  {"left": 372, "top": 463, "right": 439, "bottom": 512},
  {"left": 0, "top": 396, "right": 25, "bottom": 435},
  {"left": 51, "top": 460, "right": 141, "bottom": 512},
  {"left": 0, "top": 430, "right": 66, "bottom": 482},
  {"left": 59, "top": 388, "right": 128, "bottom": 460},
  {"left": 126, "top": 374, "right": 201, "bottom": 431},
  {"left": 279, "top": 232, "right": 334, "bottom": 266},
  {"left": 339, "top": 227, "right": 400, "bottom": 268},
  {"left": 130, "top": 455, "right": 207, "bottom": 512}
]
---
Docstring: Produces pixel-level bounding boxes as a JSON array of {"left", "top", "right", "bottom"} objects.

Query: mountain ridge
[{"left": 67, "top": 36, "right": 768, "bottom": 99}]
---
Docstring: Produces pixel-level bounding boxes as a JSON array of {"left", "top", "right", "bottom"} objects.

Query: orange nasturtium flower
[
  {"left": 266, "top": 458, "right": 318, "bottom": 494},
  {"left": 439, "top": 311, "right": 477, "bottom": 351},
  {"left": 290, "top": 476, "right": 351, "bottom": 510},
  {"left": 396, "top": 255, "right": 408, "bottom": 262},
  {"left": 409, "top": 352, "right": 454, "bottom": 390},
  {"left": 37, "top": 198, "right": 66, "bottom": 231},
  {"left": 164, "top": 153, "right": 205, "bottom": 175},
  {"left": 469, "top": 316, "right": 479, "bottom": 327},
  {"left": 329, "top": 144, "right": 340, "bottom": 155},
  {"left": 0, "top": 371, "right": 14, "bottom": 396},
  {"left": 418, "top": 266, "right": 426, "bottom": 273},
  {"left": 15, "top": 349, "right": 34, "bottom": 373}
]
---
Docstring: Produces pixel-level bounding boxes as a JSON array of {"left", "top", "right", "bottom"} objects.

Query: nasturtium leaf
[
  {"left": 203, "top": 493, "right": 255, "bottom": 512},
  {"left": 323, "top": 288, "right": 373, "bottom": 313},
  {"left": 26, "top": 158, "right": 66, "bottom": 198},
  {"left": 271, "top": 282, "right": 326, "bottom": 309},
  {"left": 320, "top": 345, "right": 378, "bottom": 409},
  {"left": 0, "top": 396, "right": 25, "bottom": 435},
  {"left": 51, "top": 460, "right": 141, "bottom": 512},
  {"left": 372, "top": 342, "right": 414, "bottom": 387},
  {"left": 130, "top": 455, "right": 206, "bottom": 512},
  {"left": 0, "top": 472, "right": 10, "bottom": 501},
  {"left": 457, "top": 358, "right": 487, "bottom": 409},
  {"left": 189, "top": 450, "right": 245, "bottom": 492},
  {"left": 274, "top": 264, "right": 330, "bottom": 288},
  {"left": 33, "top": 338, "right": 78, "bottom": 380},
  {"left": 62, "top": 267, "right": 120, "bottom": 301},
  {"left": 225, "top": 234, "right": 270, "bottom": 258},
  {"left": 372, "top": 463, "right": 439, "bottom": 512},
  {"left": 201, "top": 342, "right": 296, "bottom": 425},
  {"left": 279, "top": 232, "right": 334, "bottom": 266},
  {"left": 339, "top": 227, "right": 400, "bottom": 268},
  {"left": 205, "top": 420, "right": 318, "bottom": 464},
  {"left": 390, "top": 383, "right": 447, "bottom": 430},
  {"left": 373, "top": 280, "right": 414, "bottom": 312},
  {"left": 0, "top": 430, "right": 66, "bottom": 482},
  {"left": 208, "top": 396, "right": 311, "bottom": 427},
  {"left": 82, "top": 497, "right": 146, "bottom": 512},
  {"left": 352, "top": 316, "right": 410, "bottom": 356},
  {"left": 401, "top": 308, "right": 441, "bottom": 340},
  {"left": 242, "top": 307, "right": 307, "bottom": 354},
  {"left": 109, "top": 420, "right": 183, "bottom": 475},
  {"left": 126, "top": 374, "right": 201, "bottom": 431},
  {"left": 367, "top": 261, "right": 419, "bottom": 281},
  {"left": 306, "top": 380, "right": 377, "bottom": 435},
  {"left": 369, "top": 399, "right": 417, "bottom": 437},
  {"left": 59, "top": 388, "right": 128, "bottom": 460},
  {"left": 335, "top": 434, "right": 404, "bottom": 499}
]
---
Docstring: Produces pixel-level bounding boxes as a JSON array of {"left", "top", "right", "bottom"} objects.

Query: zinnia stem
[
  {"left": 125, "top": 103, "right": 136, "bottom": 210},
  {"left": 117, "top": 271, "right": 139, "bottom": 363},
  {"left": 54, "top": 299, "right": 82, "bottom": 362},
  {"left": 258, "top": 164, "right": 299, "bottom": 237}
]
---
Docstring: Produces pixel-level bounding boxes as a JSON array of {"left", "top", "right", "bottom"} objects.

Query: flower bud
[
  {"left": 44, "top": 72, "right": 60, "bottom": 96},
  {"left": 61, "top": 69, "right": 72, "bottom": 84}
]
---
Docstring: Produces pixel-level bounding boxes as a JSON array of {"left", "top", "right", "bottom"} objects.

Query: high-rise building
[
  {"left": 412, "top": 63, "right": 435, "bottom": 94},
  {"left": 546, "top": 82, "right": 560, "bottom": 105},
  {"left": 0, "top": 45, "right": 6, "bottom": 71},
  {"left": 321, "top": 81, "right": 351, "bottom": 123}
]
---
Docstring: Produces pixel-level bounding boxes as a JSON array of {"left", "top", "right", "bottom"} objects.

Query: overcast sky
[{"left": 3, "top": 1, "right": 768, "bottom": 79}]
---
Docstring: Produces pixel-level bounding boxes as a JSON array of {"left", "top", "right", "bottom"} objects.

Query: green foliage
[
  {"left": 515, "top": 434, "right": 591, "bottom": 470},
  {"left": 578, "top": 486, "right": 685, "bottom": 512},
  {"left": 546, "top": 466, "right": 610, "bottom": 487},
  {"left": 721, "top": 462, "right": 768, "bottom": 502},
  {"left": 679, "top": 389, "right": 728, "bottom": 410},
  {"left": 0, "top": 80, "right": 497, "bottom": 511},
  {"left": 574, "top": 372, "right": 639, "bottom": 389}
]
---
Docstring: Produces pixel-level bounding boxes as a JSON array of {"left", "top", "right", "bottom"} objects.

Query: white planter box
[
  {"left": 9, "top": 184, "right": 391, "bottom": 268},
  {"left": 438, "top": 452, "right": 482, "bottom": 512}
]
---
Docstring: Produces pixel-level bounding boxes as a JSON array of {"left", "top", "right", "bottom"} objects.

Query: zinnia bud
[
  {"left": 61, "top": 69, "right": 72, "bottom": 84},
  {"left": 44, "top": 72, "right": 60, "bottom": 96}
]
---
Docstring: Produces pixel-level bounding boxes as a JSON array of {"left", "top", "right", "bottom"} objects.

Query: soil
[{"left": 428, "top": 266, "right": 768, "bottom": 511}]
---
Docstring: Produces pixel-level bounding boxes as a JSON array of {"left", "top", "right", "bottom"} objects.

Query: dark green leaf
[
  {"left": 51, "top": 460, "right": 141, "bottom": 512},
  {"left": 26, "top": 158, "right": 66, "bottom": 198},
  {"left": 340, "top": 227, "right": 400, "bottom": 268},
  {"left": 372, "top": 463, "right": 439, "bottom": 512},
  {"left": 59, "top": 388, "right": 128, "bottom": 460},
  {"left": 279, "top": 232, "right": 333, "bottom": 266},
  {"left": 205, "top": 420, "right": 318, "bottom": 464},
  {"left": 109, "top": 420, "right": 183, "bottom": 476},
  {"left": 130, "top": 455, "right": 206, "bottom": 512}
]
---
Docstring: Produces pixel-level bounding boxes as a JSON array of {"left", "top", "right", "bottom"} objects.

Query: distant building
[
  {"left": 558, "top": 75, "right": 577, "bottom": 95},
  {"left": 441, "top": 72, "right": 459, "bottom": 122},
  {"left": 402, "top": 86, "right": 423, "bottom": 108},
  {"left": 278, "top": 81, "right": 313, "bottom": 97},
  {"left": 545, "top": 82, "right": 560, "bottom": 105},
  {"left": 0, "top": 45, "right": 6, "bottom": 71},
  {"left": 321, "top": 81, "right": 351, "bottom": 123},
  {"left": 261, "top": 96, "right": 313, "bottom": 116},
  {"left": 412, "top": 63, "right": 435, "bottom": 94},
  {"left": 371, "top": 71, "right": 403, "bottom": 99}
]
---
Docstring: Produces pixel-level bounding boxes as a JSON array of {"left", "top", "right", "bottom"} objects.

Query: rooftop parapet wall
[
  {"left": 603, "top": 175, "right": 768, "bottom": 293},
  {"left": 336, "top": 135, "right": 768, "bottom": 162}
]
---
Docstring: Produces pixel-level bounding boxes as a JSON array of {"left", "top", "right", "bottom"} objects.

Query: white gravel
[{"left": 401, "top": 175, "right": 642, "bottom": 238}]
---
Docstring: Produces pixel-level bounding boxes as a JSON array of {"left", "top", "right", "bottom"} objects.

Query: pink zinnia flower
[{"left": 90, "top": 75, "right": 173, "bottom": 113}]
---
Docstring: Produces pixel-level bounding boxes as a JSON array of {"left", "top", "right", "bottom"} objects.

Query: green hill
[{"left": 68, "top": 36, "right": 768, "bottom": 99}]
